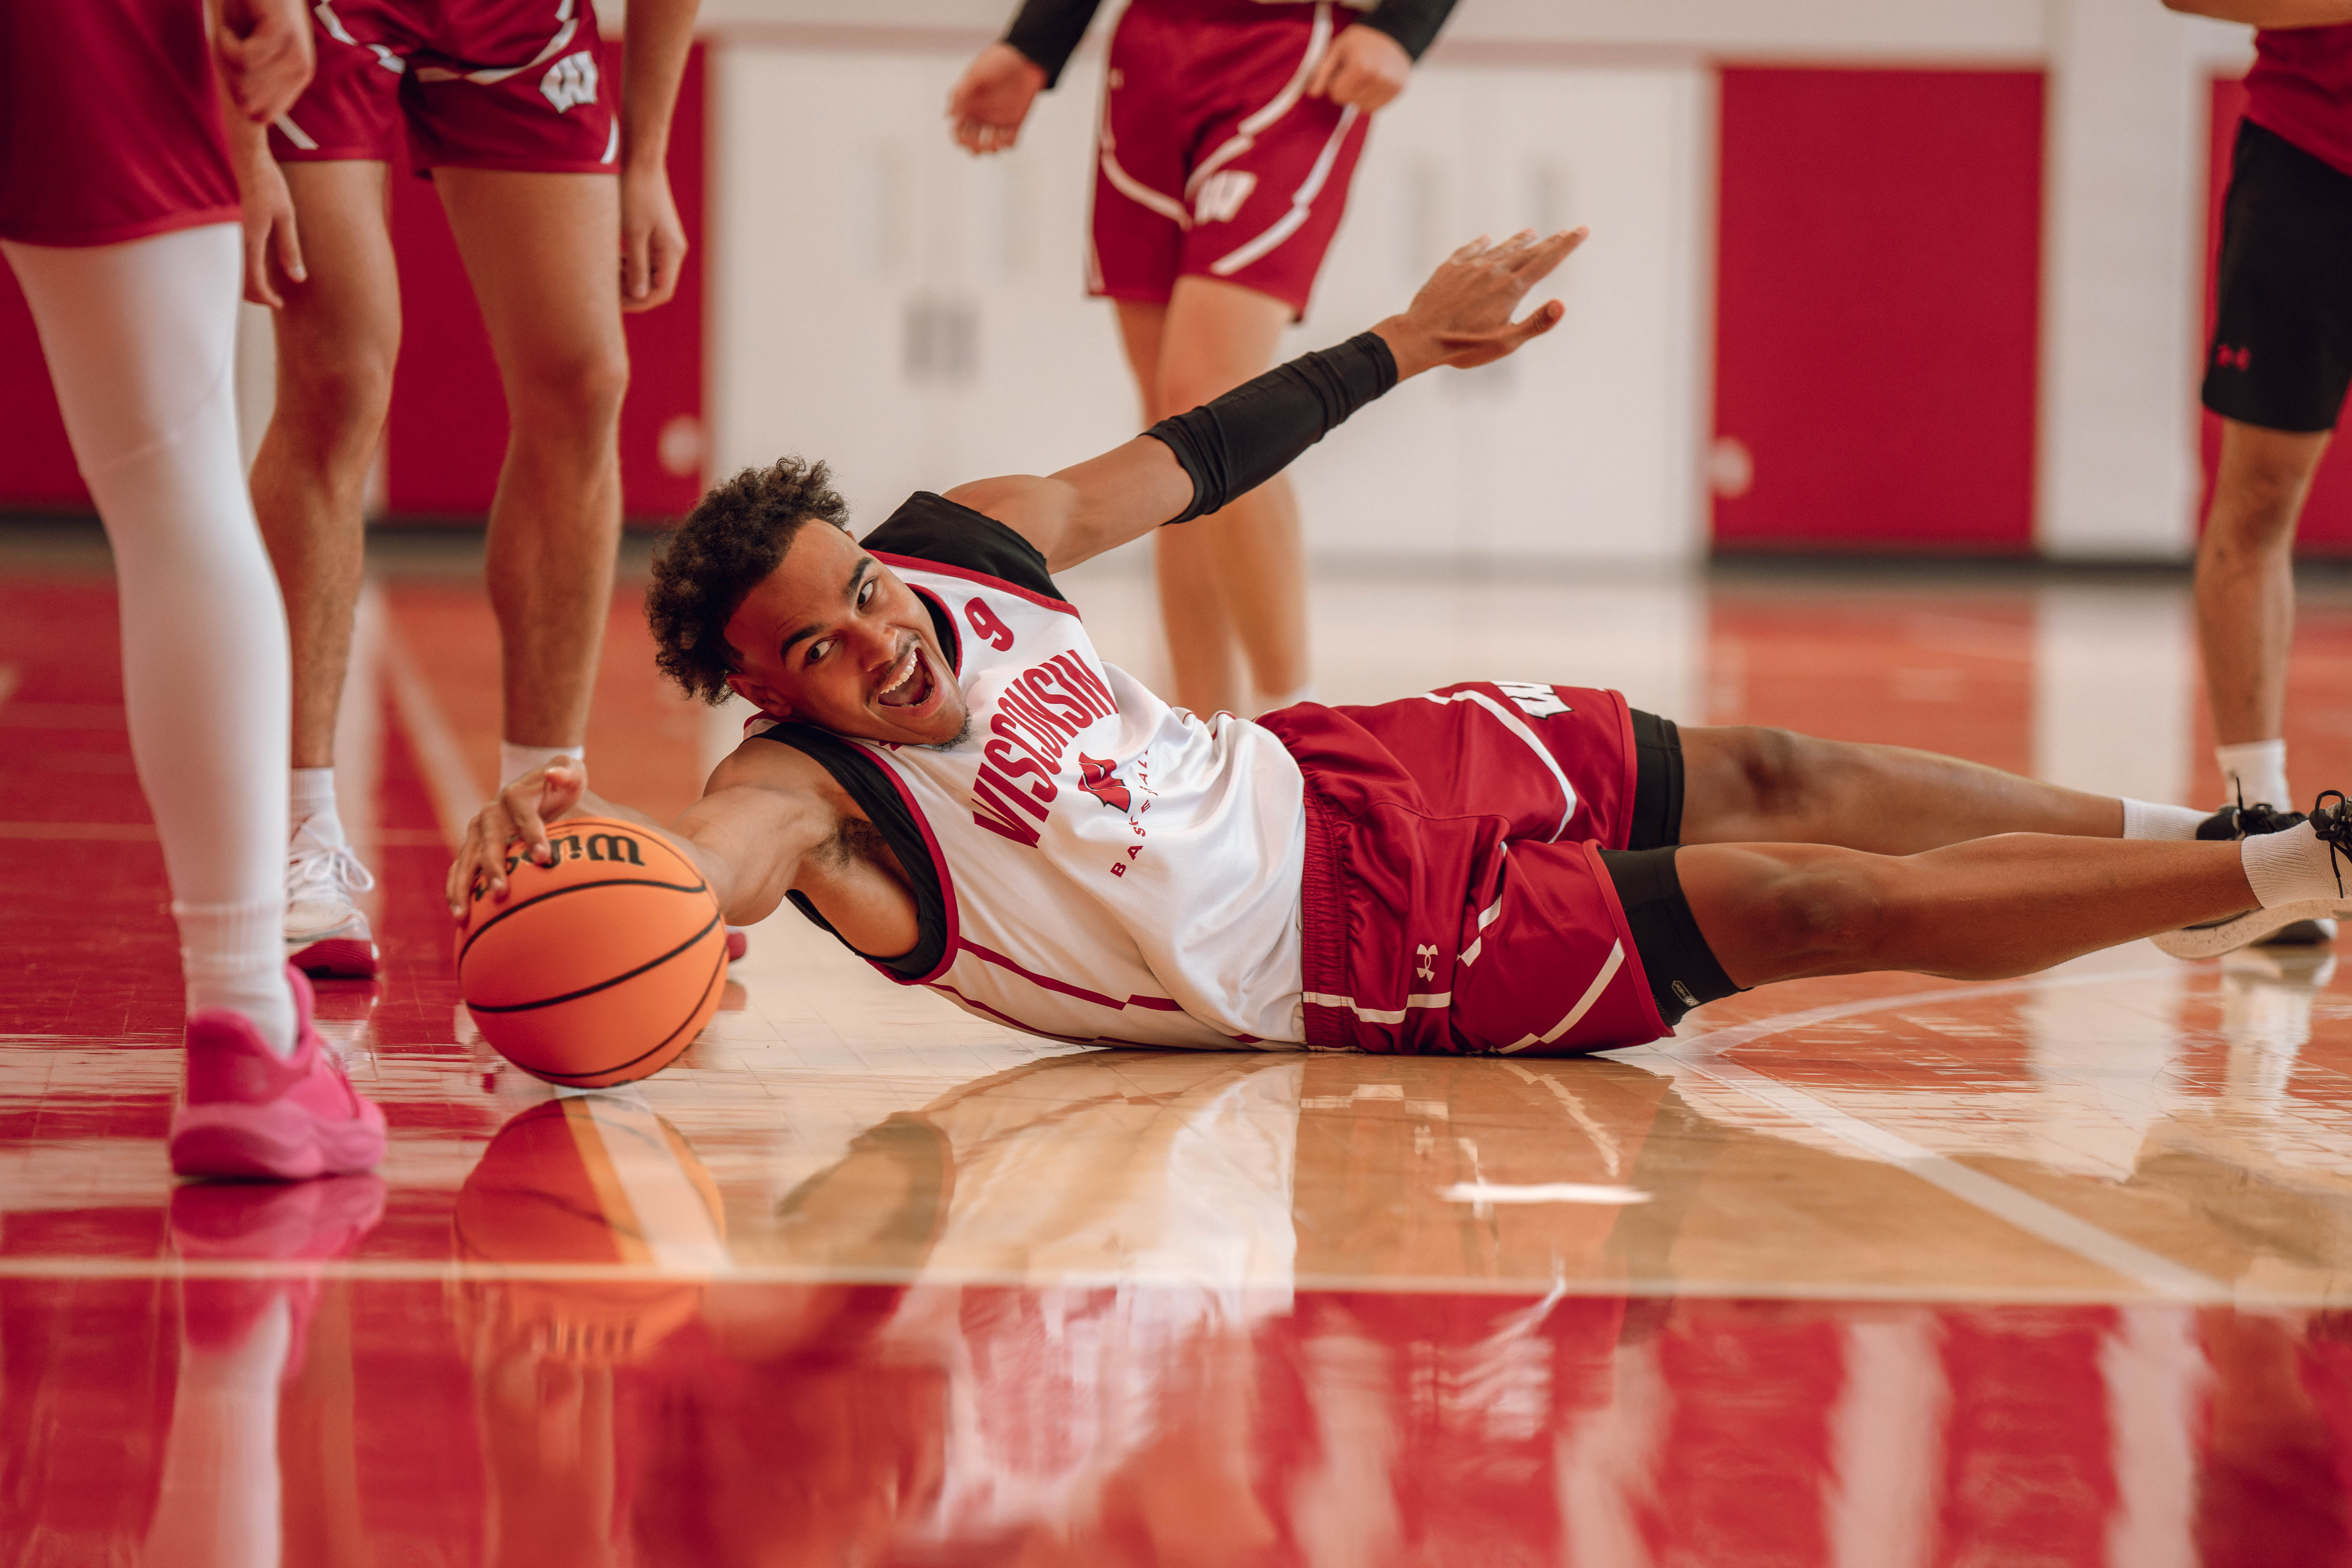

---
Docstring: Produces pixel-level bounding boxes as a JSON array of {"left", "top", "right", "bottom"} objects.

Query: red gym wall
[
  {"left": 2203, "top": 77, "right": 2352, "bottom": 552},
  {"left": 0, "top": 43, "right": 705, "bottom": 526},
  {"left": 1711, "top": 67, "right": 2046, "bottom": 553}
]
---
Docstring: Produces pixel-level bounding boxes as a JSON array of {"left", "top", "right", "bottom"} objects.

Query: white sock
[
  {"left": 2121, "top": 798, "right": 2207, "bottom": 841},
  {"left": 500, "top": 742, "right": 584, "bottom": 789},
  {"left": 176, "top": 899, "right": 296, "bottom": 1055},
  {"left": 2216, "top": 739, "right": 2291, "bottom": 811},
  {"left": 2242, "top": 821, "right": 2350, "bottom": 910},
  {"left": 5, "top": 226, "right": 294, "bottom": 1054},
  {"left": 289, "top": 766, "right": 345, "bottom": 848}
]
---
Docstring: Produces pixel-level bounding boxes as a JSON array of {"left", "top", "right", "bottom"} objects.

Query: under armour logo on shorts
[
  {"left": 1415, "top": 944, "right": 1438, "bottom": 982},
  {"left": 1494, "top": 681, "right": 1571, "bottom": 720},
  {"left": 1194, "top": 171, "right": 1257, "bottom": 225},
  {"left": 541, "top": 50, "right": 599, "bottom": 113},
  {"left": 2215, "top": 344, "right": 2251, "bottom": 371}
]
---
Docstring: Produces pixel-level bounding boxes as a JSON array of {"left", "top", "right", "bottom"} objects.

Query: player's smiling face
[{"left": 721, "top": 522, "right": 968, "bottom": 746}]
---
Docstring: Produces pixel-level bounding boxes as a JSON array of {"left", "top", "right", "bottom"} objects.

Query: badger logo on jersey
[
  {"left": 1077, "top": 754, "right": 1132, "bottom": 813},
  {"left": 967, "top": 651, "right": 1123, "bottom": 847}
]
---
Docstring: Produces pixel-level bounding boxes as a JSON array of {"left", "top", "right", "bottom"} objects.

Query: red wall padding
[
  {"left": 2202, "top": 76, "right": 2352, "bottom": 552},
  {"left": 388, "top": 40, "right": 706, "bottom": 522},
  {"left": 0, "top": 270, "right": 93, "bottom": 512},
  {"left": 0, "top": 42, "right": 704, "bottom": 524},
  {"left": 1712, "top": 68, "right": 2046, "bottom": 553}
]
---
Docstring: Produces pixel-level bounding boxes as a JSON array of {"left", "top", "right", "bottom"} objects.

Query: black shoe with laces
[{"left": 2157, "top": 791, "right": 2352, "bottom": 958}]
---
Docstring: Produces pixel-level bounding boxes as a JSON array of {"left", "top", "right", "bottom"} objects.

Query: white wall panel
[{"left": 711, "top": 43, "right": 1708, "bottom": 566}]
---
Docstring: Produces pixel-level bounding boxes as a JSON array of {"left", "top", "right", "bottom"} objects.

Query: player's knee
[
  {"left": 512, "top": 345, "right": 630, "bottom": 431},
  {"left": 2206, "top": 466, "right": 2312, "bottom": 552},
  {"left": 1725, "top": 725, "right": 1815, "bottom": 822},
  {"left": 281, "top": 353, "right": 394, "bottom": 440}
]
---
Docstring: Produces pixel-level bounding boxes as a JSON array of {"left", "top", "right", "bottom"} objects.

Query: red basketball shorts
[
  {"left": 1261, "top": 684, "right": 1670, "bottom": 1058},
  {"left": 0, "top": 0, "right": 239, "bottom": 247},
  {"left": 1090, "top": 0, "right": 1373, "bottom": 319},
  {"left": 268, "top": 0, "right": 616, "bottom": 175}
]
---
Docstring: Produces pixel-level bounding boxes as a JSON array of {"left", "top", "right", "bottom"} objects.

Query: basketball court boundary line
[{"left": 1635, "top": 962, "right": 2228, "bottom": 1300}]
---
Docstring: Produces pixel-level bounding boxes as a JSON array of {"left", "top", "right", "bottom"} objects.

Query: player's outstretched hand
[
  {"left": 448, "top": 757, "right": 590, "bottom": 918},
  {"left": 1373, "top": 228, "right": 1588, "bottom": 379},
  {"left": 948, "top": 44, "right": 1047, "bottom": 155},
  {"left": 215, "top": 0, "right": 315, "bottom": 124},
  {"left": 1305, "top": 25, "right": 1411, "bottom": 113}
]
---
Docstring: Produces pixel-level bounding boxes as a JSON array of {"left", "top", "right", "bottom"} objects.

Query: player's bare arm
[
  {"left": 951, "top": 227, "right": 1586, "bottom": 572},
  {"left": 222, "top": 114, "right": 306, "bottom": 308},
  {"left": 449, "top": 750, "right": 923, "bottom": 956},
  {"left": 620, "top": 0, "right": 700, "bottom": 310}
]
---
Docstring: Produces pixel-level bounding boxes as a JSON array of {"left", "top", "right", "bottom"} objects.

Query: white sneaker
[{"left": 286, "top": 820, "right": 381, "bottom": 979}]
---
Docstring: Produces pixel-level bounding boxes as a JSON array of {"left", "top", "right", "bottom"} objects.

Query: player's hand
[
  {"left": 1305, "top": 25, "right": 1411, "bottom": 114},
  {"left": 947, "top": 43, "right": 1047, "bottom": 155},
  {"left": 230, "top": 126, "right": 306, "bottom": 307},
  {"left": 1373, "top": 228, "right": 1587, "bottom": 378},
  {"left": 215, "top": 0, "right": 315, "bottom": 124},
  {"left": 447, "top": 757, "right": 589, "bottom": 919},
  {"left": 621, "top": 162, "right": 687, "bottom": 311}
]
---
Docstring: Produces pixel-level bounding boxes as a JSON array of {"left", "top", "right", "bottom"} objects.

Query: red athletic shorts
[
  {"left": 1261, "top": 684, "right": 1670, "bottom": 1057},
  {"left": 1091, "top": 0, "right": 1373, "bottom": 319},
  {"left": 0, "top": 0, "right": 239, "bottom": 246},
  {"left": 267, "top": 0, "right": 616, "bottom": 175}
]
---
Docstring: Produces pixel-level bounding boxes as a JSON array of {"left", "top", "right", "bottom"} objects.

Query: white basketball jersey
[{"left": 760, "top": 549, "right": 1309, "bottom": 1048}]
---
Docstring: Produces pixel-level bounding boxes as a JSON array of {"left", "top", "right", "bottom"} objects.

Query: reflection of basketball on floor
[
  {"left": 453, "top": 1098, "right": 728, "bottom": 1364},
  {"left": 457, "top": 816, "right": 727, "bottom": 1087}
]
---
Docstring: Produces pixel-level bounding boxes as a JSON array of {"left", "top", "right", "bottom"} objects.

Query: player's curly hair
[{"left": 646, "top": 457, "right": 852, "bottom": 705}]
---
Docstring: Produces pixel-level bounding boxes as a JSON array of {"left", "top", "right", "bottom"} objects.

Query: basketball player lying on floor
[{"left": 450, "top": 228, "right": 2352, "bottom": 1056}]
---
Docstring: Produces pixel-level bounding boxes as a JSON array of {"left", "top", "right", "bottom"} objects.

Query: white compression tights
[{"left": 3, "top": 224, "right": 295, "bottom": 1053}]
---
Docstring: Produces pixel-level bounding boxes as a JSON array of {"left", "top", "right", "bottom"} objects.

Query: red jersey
[{"left": 2244, "top": 23, "right": 2352, "bottom": 179}]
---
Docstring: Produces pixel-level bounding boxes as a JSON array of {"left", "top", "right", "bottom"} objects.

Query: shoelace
[
  {"left": 2308, "top": 790, "right": 2352, "bottom": 899},
  {"left": 287, "top": 821, "right": 377, "bottom": 902}
]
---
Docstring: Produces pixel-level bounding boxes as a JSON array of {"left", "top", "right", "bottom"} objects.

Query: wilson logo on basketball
[
  {"left": 489, "top": 829, "right": 646, "bottom": 885},
  {"left": 968, "top": 651, "right": 1122, "bottom": 847}
]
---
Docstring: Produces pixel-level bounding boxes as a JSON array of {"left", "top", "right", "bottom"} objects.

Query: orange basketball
[{"left": 457, "top": 815, "right": 727, "bottom": 1087}]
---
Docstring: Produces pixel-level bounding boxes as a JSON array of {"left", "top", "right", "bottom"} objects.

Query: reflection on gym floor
[{"left": 14, "top": 543, "right": 2352, "bottom": 1560}]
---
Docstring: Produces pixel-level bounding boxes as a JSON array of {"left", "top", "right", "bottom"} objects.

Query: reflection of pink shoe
[
  {"left": 170, "top": 966, "right": 388, "bottom": 1181},
  {"left": 169, "top": 1174, "right": 387, "bottom": 1362}
]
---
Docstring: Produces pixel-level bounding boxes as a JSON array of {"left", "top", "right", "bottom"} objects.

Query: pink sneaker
[
  {"left": 170, "top": 965, "right": 388, "bottom": 1181},
  {"left": 725, "top": 926, "right": 749, "bottom": 963}
]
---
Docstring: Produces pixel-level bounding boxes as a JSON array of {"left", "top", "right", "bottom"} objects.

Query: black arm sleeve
[
  {"left": 1355, "top": 0, "right": 1461, "bottom": 61},
  {"left": 1144, "top": 330, "right": 1398, "bottom": 524},
  {"left": 1001, "top": 0, "right": 1105, "bottom": 89}
]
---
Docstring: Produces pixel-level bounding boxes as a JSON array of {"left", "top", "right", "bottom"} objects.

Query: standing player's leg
[
  {"left": 2196, "top": 419, "right": 2331, "bottom": 807},
  {"left": 2193, "top": 119, "right": 2352, "bottom": 813},
  {"left": 1121, "top": 278, "right": 1307, "bottom": 716},
  {"left": 433, "top": 169, "right": 630, "bottom": 784},
  {"left": 6, "top": 225, "right": 385, "bottom": 1178},
  {"left": 250, "top": 159, "right": 403, "bottom": 978}
]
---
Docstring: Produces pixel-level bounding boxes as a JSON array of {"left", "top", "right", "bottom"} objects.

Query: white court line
[
  {"left": 1634, "top": 963, "right": 2228, "bottom": 1300},
  {"left": 381, "top": 607, "right": 485, "bottom": 850}
]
